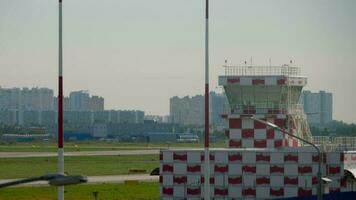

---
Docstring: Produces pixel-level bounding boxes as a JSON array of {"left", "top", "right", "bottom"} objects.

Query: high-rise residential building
[
  {"left": 90, "top": 95, "right": 104, "bottom": 111},
  {"left": 117, "top": 110, "right": 144, "bottom": 124},
  {"left": 69, "top": 91, "right": 91, "bottom": 111},
  {"left": 170, "top": 95, "right": 204, "bottom": 125},
  {"left": 0, "top": 87, "right": 21, "bottom": 110},
  {"left": 21, "top": 87, "right": 54, "bottom": 111},
  {"left": 60, "top": 110, "right": 145, "bottom": 125},
  {"left": 0, "top": 87, "right": 104, "bottom": 112},
  {"left": 68, "top": 91, "right": 104, "bottom": 111},
  {"left": 302, "top": 90, "right": 333, "bottom": 127},
  {"left": 0, "top": 87, "right": 54, "bottom": 111},
  {"left": 169, "top": 92, "right": 229, "bottom": 126},
  {"left": 134, "top": 110, "right": 145, "bottom": 124},
  {"left": 0, "top": 86, "right": 148, "bottom": 129},
  {"left": 210, "top": 92, "right": 230, "bottom": 126}
]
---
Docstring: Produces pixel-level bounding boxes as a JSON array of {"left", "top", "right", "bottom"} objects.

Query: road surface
[
  {"left": 0, "top": 174, "right": 159, "bottom": 187},
  {"left": 0, "top": 150, "right": 160, "bottom": 158}
]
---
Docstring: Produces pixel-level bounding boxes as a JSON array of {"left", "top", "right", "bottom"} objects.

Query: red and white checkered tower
[
  {"left": 159, "top": 64, "right": 356, "bottom": 200},
  {"left": 219, "top": 64, "right": 311, "bottom": 149}
]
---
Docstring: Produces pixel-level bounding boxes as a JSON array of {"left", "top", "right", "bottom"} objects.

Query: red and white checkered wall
[
  {"left": 160, "top": 149, "right": 349, "bottom": 199},
  {"left": 225, "top": 115, "right": 299, "bottom": 149},
  {"left": 344, "top": 152, "right": 356, "bottom": 168},
  {"left": 342, "top": 152, "right": 356, "bottom": 191}
]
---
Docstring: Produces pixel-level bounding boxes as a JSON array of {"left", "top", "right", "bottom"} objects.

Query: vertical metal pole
[
  {"left": 58, "top": 0, "right": 64, "bottom": 200},
  {"left": 317, "top": 151, "right": 323, "bottom": 200},
  {"left": 204, "top": 0, "right": 210, "bottom": 199}
]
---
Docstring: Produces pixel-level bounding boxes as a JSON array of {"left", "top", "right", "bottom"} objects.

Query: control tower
[
  {"left": 219, "top": 65, "right": 312, "bottom": 148},
  {"left": 159, "top": 64, "right": 356, "bottom": 199}
]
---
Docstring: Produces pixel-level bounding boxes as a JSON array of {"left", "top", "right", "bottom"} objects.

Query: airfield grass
[
  {"left": 0, "top": 155, "right": 159, "bottom": 179},
  {"left": 0, "top": 182, "right": 159, "bottom": 200},
  {"left": 0, "top": 142, "right": 225, "bottom": 152}
]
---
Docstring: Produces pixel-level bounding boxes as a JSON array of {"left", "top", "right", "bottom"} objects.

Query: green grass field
[
  {"left": 0, "top": 142, "right": 160, "bottom": 152},
  {"left": 0, "top": 142, "right": 225, "bottom": 152},
  {"left": 0, "top": 182, "right": 159, "bottom": 200},
  {"left": 0, "top": 155, "right": 159, "bottom": 179}
]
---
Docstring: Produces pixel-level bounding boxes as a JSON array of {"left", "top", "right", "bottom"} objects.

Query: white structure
[{"left": 160, "top": 65, "right": 356, "bottom": 199}]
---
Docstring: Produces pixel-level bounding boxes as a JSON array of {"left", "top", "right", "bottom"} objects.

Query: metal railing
[
  {"left": 228, "top": 103, "right": 304, "bottom": 115},
  {"left": 223, "top": 65, "right": 301, "bottom": 76},
  {"left": 312, "top": 136, "right": 356, "bottom": 151}
]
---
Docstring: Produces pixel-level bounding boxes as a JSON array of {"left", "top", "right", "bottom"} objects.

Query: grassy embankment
[{"left": 0, "top": 182, "right": 159, "bottom": 200}]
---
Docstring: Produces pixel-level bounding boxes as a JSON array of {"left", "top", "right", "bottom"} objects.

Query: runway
[{"left": 0, "top": 149, "right": 160, "bottom": 158}]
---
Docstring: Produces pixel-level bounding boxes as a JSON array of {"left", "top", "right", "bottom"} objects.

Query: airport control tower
[
  {"left": 159, "top": 64, "right": 356, "bottom": 200},
  {"left": 219, "top": 64, "right": 312, "bottom": 149}
]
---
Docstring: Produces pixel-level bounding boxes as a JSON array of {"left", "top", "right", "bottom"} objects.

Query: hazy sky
[{"left": 0, "top": 0, "right": 355, "bottom": 123}]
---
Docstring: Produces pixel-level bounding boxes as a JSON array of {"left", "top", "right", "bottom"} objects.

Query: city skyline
[
  {"left": 0, "top": 84, "right": 340, "bottom": 126},
  {"left": 0, "top": 86, "right": 104, "bottom": 111},
  {"left": 1, "top": 1, "right": 356, "bottom": 199},
  {"left": 0, "top": 0, "right": 355, "bottom": 122}
]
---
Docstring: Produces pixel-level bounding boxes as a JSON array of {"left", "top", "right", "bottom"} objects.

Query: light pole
[
  {"left": 203, "top": 0, "right": 210, "bottom": 199},
  {"left": 0, "top": 173, "right": 87, "bottom": 188},
  {"left": 58, "top": 0, "right": 64, "bottom": 200},
  {"left": 250, "top": 117, "right": 323, "bottom": 200}
]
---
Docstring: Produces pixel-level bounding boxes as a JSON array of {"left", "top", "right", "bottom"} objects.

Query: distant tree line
[{"left": 310, "top": 120, "right": 356, "bottom": 136}]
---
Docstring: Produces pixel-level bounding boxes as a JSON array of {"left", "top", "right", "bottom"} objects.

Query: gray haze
[{"left": 0, "top": 0, "right": 355, "bottom": 122}]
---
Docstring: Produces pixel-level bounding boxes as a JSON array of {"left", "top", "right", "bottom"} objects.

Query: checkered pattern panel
[
  {"left": 159, "top": 149, "right": 348, "bottom": 199},
  {"left": 226, "top": 115, "right": 301, "bottom": 148}
]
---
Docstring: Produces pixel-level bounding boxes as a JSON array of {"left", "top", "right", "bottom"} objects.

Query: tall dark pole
[
  {"left": 58, "top": 0, "right": 64, "bottom": 200},
  {"left": 204, "top": 0, "right": 210, "bottom": 199},
  {"left": 204, "top": 0, "right": 209, "bottom": 149}
]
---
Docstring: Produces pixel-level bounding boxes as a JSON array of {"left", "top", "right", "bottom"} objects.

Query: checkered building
[{"left": 160, "top": 65, "right": 356, "bottom": 199}]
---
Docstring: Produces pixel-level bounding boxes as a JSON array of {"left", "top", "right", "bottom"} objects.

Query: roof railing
[
  {"left": 225, "top": 103, "right": 304, "bottom": 114},
  {"left": 223, "top": 65, "right": 301, "bottom": 76},
  {"left": 312, "top": 136, "right": 356, "bottom": 151}
]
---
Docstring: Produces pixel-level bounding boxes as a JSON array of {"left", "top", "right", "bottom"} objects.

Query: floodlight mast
[
  {"left": 58, "top": 0, "right": 64, "bottom": 200},
  {"left": 204, "top": 0, "right": 210, "bottom": 199}
]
